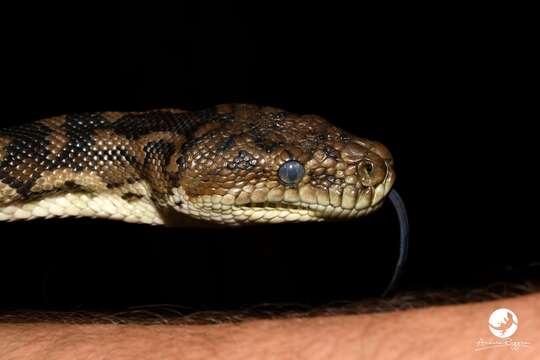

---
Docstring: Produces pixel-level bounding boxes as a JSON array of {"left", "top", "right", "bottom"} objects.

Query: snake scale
[{"left": 0, "top": 104, "right": 395, "bottom": 226}]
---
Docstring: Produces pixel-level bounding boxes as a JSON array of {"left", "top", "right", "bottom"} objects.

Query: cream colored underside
[
  {"left": 0, "top": 192, "right": 163, "bottom": 224},
  {"left": 0, "top": 182, "right": 163, "bottom": 225},
  {"left": 0, "top": 183, "right": 387, "bottom": 226}
]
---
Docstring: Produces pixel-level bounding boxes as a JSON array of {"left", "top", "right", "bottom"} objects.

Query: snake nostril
[
  {"left": 357, "top": 159, "right": 374, "bottom": 177},
  {"left": 365, "top": 161, "right": 373, "bottom": 175},
  {"left": 358, "top": 158, "right": 387, "bottom": 187}
]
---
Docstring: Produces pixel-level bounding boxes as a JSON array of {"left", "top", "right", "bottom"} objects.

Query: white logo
[
  {"left": 488, "top": 308, "right": 518, "bottom": 338},
  {"left": 475, "top": 307, "right": 531, "bottom": 351}
]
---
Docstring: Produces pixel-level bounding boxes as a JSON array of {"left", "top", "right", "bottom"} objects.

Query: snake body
[{"left": 0, "top": 104, "right": 395, "bottom": 226}]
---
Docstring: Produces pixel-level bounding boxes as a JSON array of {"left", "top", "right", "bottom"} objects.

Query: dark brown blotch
[{"left": 121, "top": 192, "right": 144, "bottom": 202}]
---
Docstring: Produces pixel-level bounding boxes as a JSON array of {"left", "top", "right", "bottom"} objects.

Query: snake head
[{"left": 175, "top": 105, "right": 395, "bottom": 225}]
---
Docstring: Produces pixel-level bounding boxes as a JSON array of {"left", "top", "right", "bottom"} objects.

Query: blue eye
[{"left": 278, "top": 160, "right": 305, "bottom": 185}]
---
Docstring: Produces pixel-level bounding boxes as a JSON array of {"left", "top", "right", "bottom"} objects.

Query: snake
[
  {"left": 0, "top": 104, "right": 396, "bottom": 226},
  {"left": 0, "top": 103, "right": 409, "bottom": 293}
]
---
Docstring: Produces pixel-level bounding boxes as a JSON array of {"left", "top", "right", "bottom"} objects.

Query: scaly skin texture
[{"left": 0, "top": 104, "right": 395, "bottom": 226}]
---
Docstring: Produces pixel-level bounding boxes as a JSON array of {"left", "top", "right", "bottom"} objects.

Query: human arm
[{"left": 1, "top": 292, "right": 539, "bottom": 359}]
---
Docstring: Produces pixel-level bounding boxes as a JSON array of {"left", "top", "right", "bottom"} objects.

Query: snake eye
[{"left": 278, "top": 160, "right": 305, "bottom": 186}]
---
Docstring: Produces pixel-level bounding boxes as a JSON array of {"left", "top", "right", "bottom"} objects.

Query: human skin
[{"left": 0, "top": 292, "right": 538, "bottom": 359}]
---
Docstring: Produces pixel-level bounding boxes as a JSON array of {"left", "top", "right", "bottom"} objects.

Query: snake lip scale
[{"left": 0, "top": 104, "right": 395, "bottom": 226}]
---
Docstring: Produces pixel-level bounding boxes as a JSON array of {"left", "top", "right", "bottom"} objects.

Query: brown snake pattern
[{"left": 0, "top": 104, "right": 395, "bottom": 226}]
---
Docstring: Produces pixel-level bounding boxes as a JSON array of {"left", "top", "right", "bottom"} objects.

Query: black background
[{"left": 0, "top": 4, "right": 535, "bottom": 313}]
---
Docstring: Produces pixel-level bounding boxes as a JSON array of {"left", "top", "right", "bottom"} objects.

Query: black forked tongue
[{"left": 381, "top": 189, "right": 410, "bottom": 297}]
